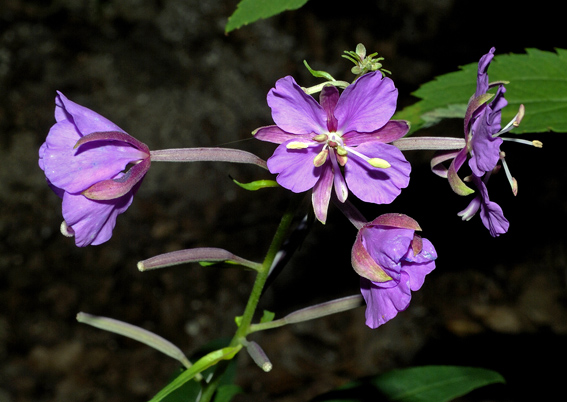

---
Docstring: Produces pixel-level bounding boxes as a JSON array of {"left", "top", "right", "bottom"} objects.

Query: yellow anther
[
  {"left": 286, "top": 141, "right": 309, "bottom": 149},
  {"left": 367, "top": 158, "right": 391, "bottom": 168},
  {"left": 337, "top": 154, "right": 348, "bottom": 166},
  {"left": 533, "top": 140, "right": 543, "bottom": 148},
  {"left": 336, "top": 145, "right": 348, "bottom": 156},
  {"left": 312, "top": 134, "right": 328, "bottom": 142},
  {"left": 313, "top": 149, "right": 329, "bottom": 167}
]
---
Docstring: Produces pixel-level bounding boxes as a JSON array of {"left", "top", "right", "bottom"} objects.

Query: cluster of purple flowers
[{"left": 39, "top": 47, "right": 521, "bottom": 329}]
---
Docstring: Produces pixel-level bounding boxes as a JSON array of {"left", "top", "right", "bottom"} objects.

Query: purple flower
[
  {"left": 39, "top": 91, "right": 150, "bottom": 247},
  {"left": 254, "top": 72, "right": 411, "bottom": 223},
  {"left": 458, "top": 175, "right": 509, "bottom": 237},
  {"left": 351, "top": 214, "right": 436, "bottom": 329}
]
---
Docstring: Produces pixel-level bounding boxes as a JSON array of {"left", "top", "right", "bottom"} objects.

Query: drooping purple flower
[
  {"left": 254, "top": 72, "right": 411, "bottom": 223},
  {"left": 351, "top": 214, "right": 437, "bottom": 329},
  {"left": 458, "top": 174, "right": 509, "bottom": 237},
  {"left": 39, "top": 91, "right": 150, "bottom": 247}
]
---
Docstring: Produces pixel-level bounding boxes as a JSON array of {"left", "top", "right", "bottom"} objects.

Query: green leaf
[
  {"left": 395, "top": 48, "right": 567, "bottom": 134},
  {"left": 373, "top": 366, "right": 505, "bottom": 402},
  {"left": 214, "top": 384, "right": 243, "bottom": 402},
  {"left": 149, "top": 345, "right": 242, "bottom": 402},
  {"left": 226, "top": 0, "right": 309, "bottom": 33},
  {"left": 313, "top": 365, "right": 504, "bottom": 402}
]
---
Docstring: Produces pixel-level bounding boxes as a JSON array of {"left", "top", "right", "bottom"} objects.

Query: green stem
[{"left": 198, "top": 195, "right": 302, "bottom": 401}]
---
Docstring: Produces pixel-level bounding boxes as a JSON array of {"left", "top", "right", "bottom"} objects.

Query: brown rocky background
[{"left": 1, "top": 0, "right": 566, "bottom": 401}]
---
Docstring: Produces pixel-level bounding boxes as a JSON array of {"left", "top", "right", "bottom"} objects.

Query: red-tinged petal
[
  {"left": 352, "top": 231, "right": 393, "bottom": 283},
  {"left": 343, "top": 120, "right": 410, "bottom": 146},
  {"left": 319, "top": 85, "right": 339, "bottom": 132},
  {"left": 82, "top": 157, "right": 150, "bottom": 200},
  {"left": 253, "top": 125, "right": 312, "bottom": 145},
  {"left": 430, "top": 149, "right": 461, "bottom": 178},
  {"left": 75, "top": 131, "right": 149, "bottom": 154},
  {"left": 369, "top": 213, "right": 421, "bottom": 231},
  {"left": 311, "top": 159, "right": 334, "bottom": 224}
]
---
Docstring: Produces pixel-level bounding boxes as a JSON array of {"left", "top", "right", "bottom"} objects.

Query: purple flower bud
[
  {"left": 352, "top": 214, "right": 437, "bottom": 329},
  {"left": 39, "top": 92, "right": 150, "bottom": 246}
]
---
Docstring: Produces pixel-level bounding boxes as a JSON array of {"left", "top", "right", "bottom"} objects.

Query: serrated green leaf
[
  {"left": 395, "top": 48, "right": 567, "bottom": 134},
  {"left": 226, "top": 0, "right": 309, "bottom": 33}
]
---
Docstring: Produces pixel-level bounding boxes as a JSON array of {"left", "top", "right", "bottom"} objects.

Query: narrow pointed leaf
[{"left": 149, "top": 345, "right": 243, "bottom": 402}]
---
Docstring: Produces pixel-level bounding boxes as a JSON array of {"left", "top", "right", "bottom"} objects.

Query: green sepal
[
  {"left": 260, "top": 310, "right": 275, "bottom": 323},
  {"left": 303, "top": 60, "right": 336, "bottom": 81},
  {"left": 232, "top": 177, "right": 279, "bottom": 191}
]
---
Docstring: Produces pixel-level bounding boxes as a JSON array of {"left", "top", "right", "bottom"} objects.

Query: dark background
[{"left": 1, "top": 0, "right": 566, "bottom": 401}]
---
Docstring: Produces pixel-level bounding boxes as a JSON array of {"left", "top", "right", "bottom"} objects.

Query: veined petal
[
  {"left": 312, "top": 159, "right": 334, "bottom": 224},
  {"left": 253, "top": 125, "right": 312, "bottom": 144},
  {"left": 344, "top": 142, "right": 410, "bottom": 205},
  {"left": 61, "top": 187, "right": 136, "bottom": 247},
  {"left": 43, "top": 120, "right": 148, "bottom": 193},
  {"left": 343, "top": 120, "right": 410, "bottom": 146},
  {"left": 267, "top": 76, "right": 326, "bottom": 134},
  {"left": 334, "top": 72, "right": 397, "bottom": 134},
  {"left": 267, "top": 141, "right": 322, "bottom": 193},
  {"left": 55, "top": 91, "right": 128, "bottom": 135},
  {"left": 360, "top": 274, "right": 412, "bottom": 329},
  {"left": 468, "top": 108, "right": 503, "bottom": 177}
]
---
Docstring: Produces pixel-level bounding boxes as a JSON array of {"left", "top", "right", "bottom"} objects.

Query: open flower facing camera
[{"left": 38, "top": 40, "right": 551, "bottom": 402}]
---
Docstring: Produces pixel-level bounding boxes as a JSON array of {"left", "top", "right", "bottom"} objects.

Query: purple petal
[
  {"left": 334, "top": 72, "right": 397, "bottom": 134},
  {"left": 480, "top": 200, "right": 509, "bottom": 237},
  {"left": 42, "top": 120, "right": 149, "bottom": 193},
  {"left": 344, "top": 142, "right": 410, "bottom": 204},
  {"left": 311, "top": 159, "right": 334, "bottom": 223},
  {"left": 343, "top": 120, "right": 410, "bottom": 146},
  {"left": 267, "top": 141, "right": 323, "bottom": 193},
  {"left": 61, "top": 186, "right": 137, "bottom": 247},
  {"left": 267, "top": 76, "right": 326, "bottom": 134},
  {"left": 475, "top": 47, "right": 495, "bottom": 97},
  {"left": 468, "top": 114, "right": 503, "bottom": 177},
  {"left": 360, "top": 274, "right": 412, "bottom": 329},
  {"left": 402, "top": 238, "right": 437, "bottom": 291},
  {"left": 254, "top": 125, "right": 312, "bottom": 145},
  {"left": 361, "top": 225, "right": 414, "bottom": 282},
  {"left": 56, "top": 91, "right": 127, "bottom": 135}
]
